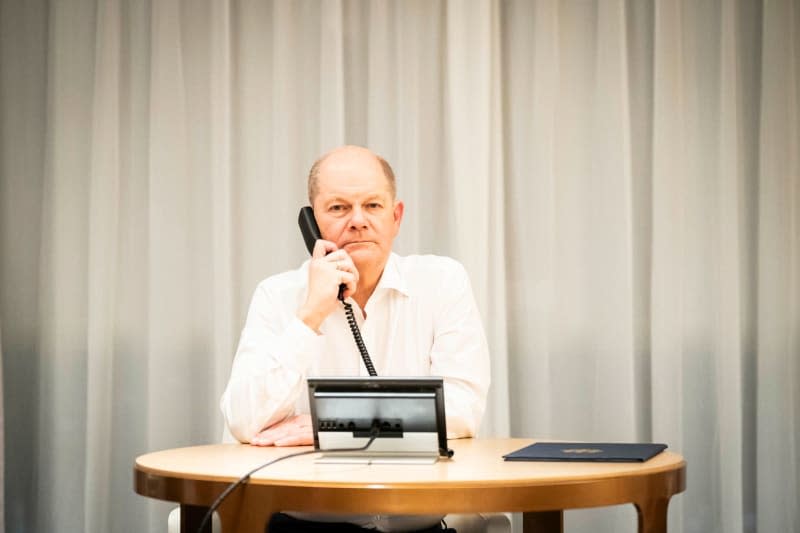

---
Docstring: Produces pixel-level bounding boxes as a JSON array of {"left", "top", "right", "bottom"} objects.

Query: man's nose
[{"left": 348, "top": 207, "right": 368, "bottom": 229}]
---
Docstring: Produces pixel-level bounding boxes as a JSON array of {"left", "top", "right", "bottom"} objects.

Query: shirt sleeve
[
  {"left": 219, "top": 282, "right": 324, "bottom": 443},
  {"left": 429, "top": 259, "right": 491, "bottom": 439}
]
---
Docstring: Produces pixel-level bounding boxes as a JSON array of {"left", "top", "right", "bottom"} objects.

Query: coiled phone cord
[{"left": 339, "top": 291, "right": 378, "bottom": 377}]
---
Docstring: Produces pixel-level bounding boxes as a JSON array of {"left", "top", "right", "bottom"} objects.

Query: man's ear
[{"left": 392, "top": 201, "right": 404, "bottom": 232}]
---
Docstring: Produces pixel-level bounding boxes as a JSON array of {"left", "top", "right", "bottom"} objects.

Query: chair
[
  {"left": 167, "top": 509, "right": 510, "bottom": 532},
  {"left": 168, "top": 507, "right": 220, "bottom": 532}
]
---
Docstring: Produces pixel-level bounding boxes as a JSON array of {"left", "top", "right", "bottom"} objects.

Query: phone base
[{"left": 315, "top": 453, "right": 439, "bottom": 465}]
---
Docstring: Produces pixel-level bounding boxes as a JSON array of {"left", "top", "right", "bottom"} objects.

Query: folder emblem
[{"left": 561, "top": 448, "right": 603, "bottom": 454}]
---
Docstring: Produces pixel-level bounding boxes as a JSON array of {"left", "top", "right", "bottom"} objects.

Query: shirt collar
[{"left": 375, "top": 253, "right": 409, "bottom": 297}]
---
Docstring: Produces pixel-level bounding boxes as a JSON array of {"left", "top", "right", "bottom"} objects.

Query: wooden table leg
[
  {"left": 216, "top": 503, "right": 241, "bottom": 533},
  {"left": 523, "top": 511, "right": 563, "bottom": 533},
  {"left": 181, "top": 504, "right": 211, "bottom": 533},
  {"left": 634, "top": 498, "right": 670, "bottom": 533},
  {"left": 233, "top": 497, "right": 275, "bottom": 533},
  {"left": 214, "top": 488, "right": 276, "bottom": 533}
]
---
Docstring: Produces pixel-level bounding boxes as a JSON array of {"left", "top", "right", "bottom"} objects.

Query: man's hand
[
  {"left": 250, "top": 414, "right": 314, "bottom": 447},
  {"left": 297, "top": 240, "right": 359, "bottom": 331}
]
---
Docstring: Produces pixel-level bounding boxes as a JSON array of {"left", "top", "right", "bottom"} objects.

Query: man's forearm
[{"left": 221, "top": 317, "right": 322, "bottom": 442}]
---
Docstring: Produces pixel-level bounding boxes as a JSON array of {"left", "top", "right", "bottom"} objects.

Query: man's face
[{"left": 312, "top": 148, "right": 404, "bottom": 276}]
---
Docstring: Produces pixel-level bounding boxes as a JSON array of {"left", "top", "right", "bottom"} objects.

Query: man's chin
[{"left": 342, "top": 241, "right": 376, "bottom": 253}]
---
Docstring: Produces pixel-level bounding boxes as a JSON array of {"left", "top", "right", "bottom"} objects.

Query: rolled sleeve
[
  {"left": 220, "top": 283, "right": 323, "bottom": 443},
  {"left": 429, "top": 259, "right": 491, "bottom": 438}
]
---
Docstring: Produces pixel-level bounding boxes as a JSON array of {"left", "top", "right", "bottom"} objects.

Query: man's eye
[
  {"left": 329, "top": 205, "right": 345, "bottom": 212},
  {"left": 366, "top": 203, "right": 382, "bottom": 209}
]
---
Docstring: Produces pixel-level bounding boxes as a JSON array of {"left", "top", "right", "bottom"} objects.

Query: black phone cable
[
  {"left": 337, "top": 287, "right": 377, "bottom": 377},
  {"left": 196, "top": 429, "right": 381, "bottom": 533},
  {"left": 342, "top": 300, "right": 377, "bottom": 377}
]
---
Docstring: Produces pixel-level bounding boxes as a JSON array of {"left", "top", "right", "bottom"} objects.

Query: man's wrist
[{"left": 296, "top": 306, "right": 324, "bottom": 332}]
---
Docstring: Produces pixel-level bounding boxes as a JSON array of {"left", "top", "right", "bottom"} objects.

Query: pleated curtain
[{"left": 0, "top": 1, "right": 798, "bottom": 532}]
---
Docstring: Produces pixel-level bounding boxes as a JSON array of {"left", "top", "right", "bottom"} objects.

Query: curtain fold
[
  {"left": 84, "top": 1, "right": 122, "bottom": 530},
  {"left": 1, "top": 1, "right": 798, "bottom": 532},
  {"left": 0, "top": 323, "right": 4, "bottom": 533},
  {"left": 34, "top": 0, "right": 96, "bottom": 530},
  {"left": 757, "top": 2, "right": 800, "bottom": 532},
  {"left": 0, "top": 0, "right": 48, "bottom": 531}
]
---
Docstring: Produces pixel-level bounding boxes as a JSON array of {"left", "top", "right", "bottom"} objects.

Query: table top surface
[{"left": 135, "top": 438, "right": 685, "bottom": 489}]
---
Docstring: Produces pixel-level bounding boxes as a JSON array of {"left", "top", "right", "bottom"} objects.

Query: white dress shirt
[{"left": 219, "top": 253, "right": 490, "bottom": 532}]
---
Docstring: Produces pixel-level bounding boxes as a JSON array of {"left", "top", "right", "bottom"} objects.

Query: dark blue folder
[{"left": 503, "top": 442, "right": 667, "bottom": 462}]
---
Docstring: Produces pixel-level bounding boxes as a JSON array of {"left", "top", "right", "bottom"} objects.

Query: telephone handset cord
[{"left": 338, "top": 287, "right": 377, "bottom": 377}]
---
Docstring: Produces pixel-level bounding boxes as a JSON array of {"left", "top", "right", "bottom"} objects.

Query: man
[{"left": 220, "top": 145, "right": 490, "bottom": 532}]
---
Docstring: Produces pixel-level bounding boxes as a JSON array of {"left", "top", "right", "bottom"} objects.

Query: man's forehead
[
  {"left": 318, "top": 146, "right": 383, "bottom": 174},
  {"left": 317, "top": 152, "right": 390, "bottom": 193},
  {"left": 316, "top": 178, "right": 393, "bottom": 200}
]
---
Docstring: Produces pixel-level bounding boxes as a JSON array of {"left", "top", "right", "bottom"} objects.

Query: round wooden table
[{"left": 134, "top": 438, "right": 685, "bottom": 532}]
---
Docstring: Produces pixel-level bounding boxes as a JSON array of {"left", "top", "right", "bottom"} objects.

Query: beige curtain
[
  {"left": 1, "top": 0, "right": 798, "bottom": 532},
  {"left": 0, "top": 322, "right": 4, "bottom": 533}
]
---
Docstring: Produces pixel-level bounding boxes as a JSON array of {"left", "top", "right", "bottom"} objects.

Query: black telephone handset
[
  {"left": 298, "top": 206, "right": 346, "bottom": 300},
  {"left": 298, "top": 207, "right": 377, "bottom": 376},
  {"left": 298, "top": 206, "right": 322, "bottom": 255}
]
